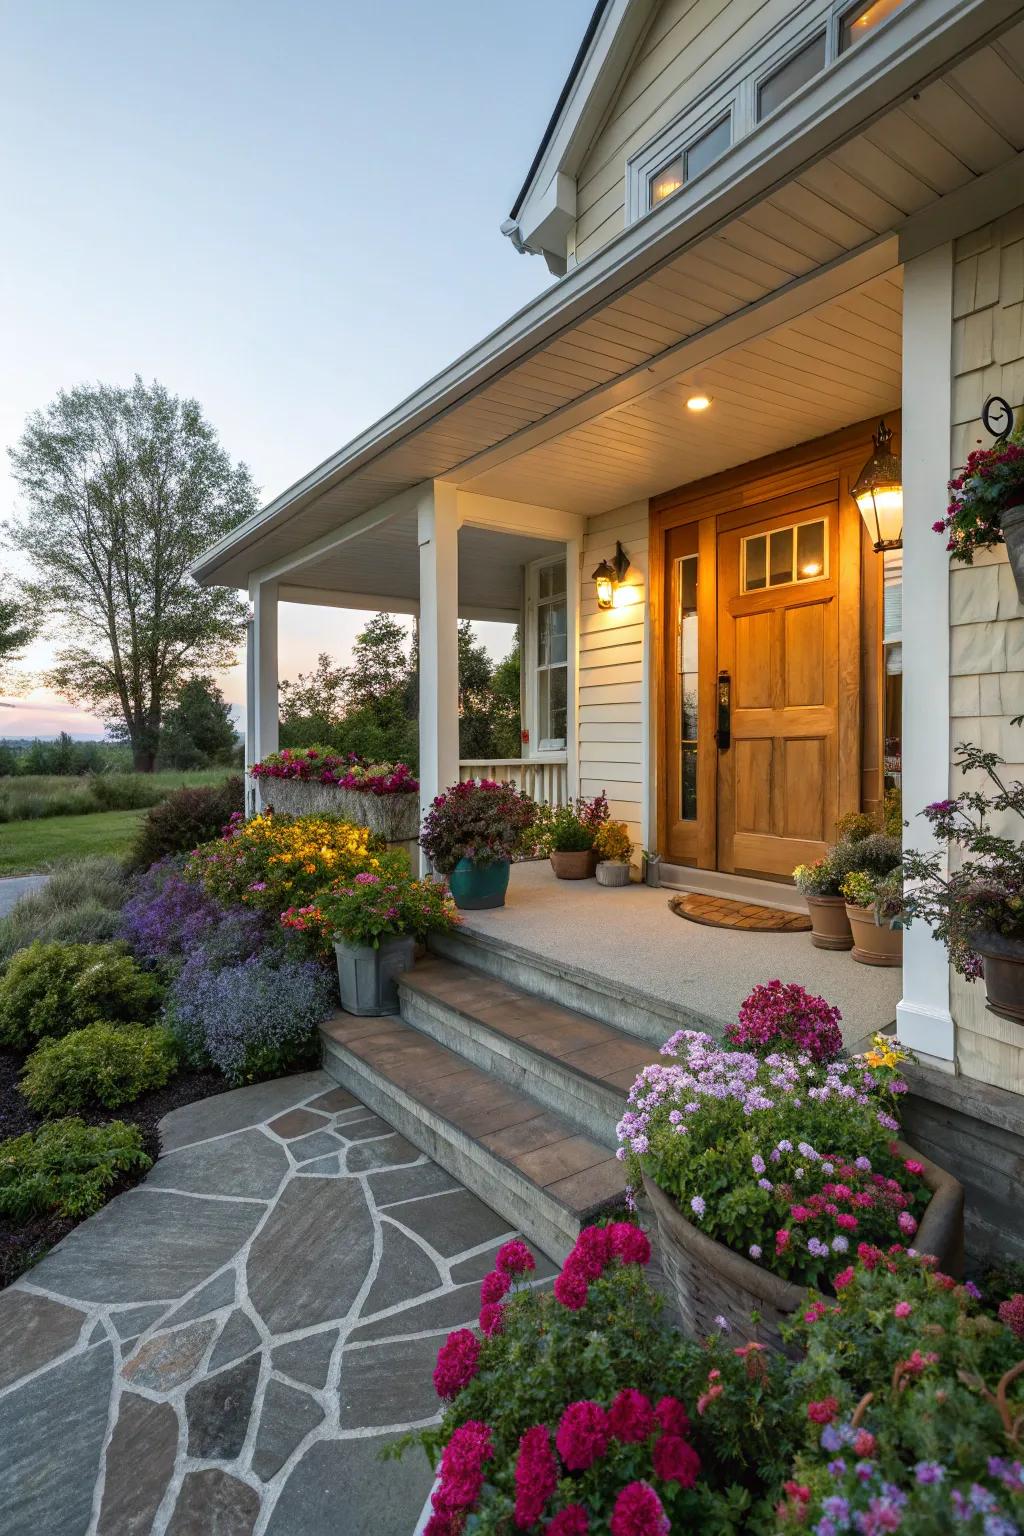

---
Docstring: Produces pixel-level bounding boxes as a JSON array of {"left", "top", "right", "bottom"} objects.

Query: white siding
[
  {"left": 579, "top": 501, "right": 650, "bottom": 859},
  {"left": 947, "top": 208, "right": 1024, "bottom": 1094}
]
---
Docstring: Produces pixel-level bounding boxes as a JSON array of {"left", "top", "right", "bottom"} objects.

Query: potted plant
[
  {"left": 793, "top": 854, "right": 854, "bottom": 950},
  {"left": 841, "top": 866, "right": 903, "bottom": 967},
  {"left": 902, "top": 738, "right": 1024, "bottom": 1023},
  {"left": 621, "top": 1024, "right": 963, "bottom": 1353},
  {"left": 594, "top": 819, "right": 633, "bottom": 886},
  {"left": 537, "top": 793, "right": 609, "bottom": 880},
  {"left": 311, "top": 864, "right": 458, "bottom": 1014},
  {"left": 419, "top": 779, "right": 537, "bottom": 910},
  {"left": 932, "top": 425, "right": 1024, "bottom": 603}
]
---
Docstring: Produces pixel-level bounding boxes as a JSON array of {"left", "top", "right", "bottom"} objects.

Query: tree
[
  {"left": 0, "top": 579, "right": 38, "bottom": 692},
  {"left": 159, "top": 676, "right": 239, "bottom": 768},
  {"left": 278, "top": 654, "right": 349, "bottom": 746},
  {"left": 5, "top": 378, "right": 258, "bottom": 770}
]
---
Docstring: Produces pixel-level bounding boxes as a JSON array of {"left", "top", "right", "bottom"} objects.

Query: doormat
[{"left": 669, "top": 892, "right": 811, "bottom": 933}]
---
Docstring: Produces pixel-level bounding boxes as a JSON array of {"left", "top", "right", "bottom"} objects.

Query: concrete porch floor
[{"left": 460, "top": 861, "right": 902, "bottom": 1053}]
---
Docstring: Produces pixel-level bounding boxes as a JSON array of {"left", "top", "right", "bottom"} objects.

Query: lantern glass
[
  {"left": 853, "top": 420, "right": 903, "bottom": 552},
  {"left": 595, "top": 574, "right": 614, "bottom": 609}
]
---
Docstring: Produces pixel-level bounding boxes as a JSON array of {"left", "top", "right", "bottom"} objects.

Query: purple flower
[
  {"left": 690, "top": 1196, "right": 706, "bottom": 1219},
  {"left": 749, "top": 1244, "right": 762, "bottom": 1260},
  {"left": 914, "top": 1461, "right": 944, "bottom": 1485},
  {"left": 751, "top": 1153, "right": 766, "bottom": 1174}
]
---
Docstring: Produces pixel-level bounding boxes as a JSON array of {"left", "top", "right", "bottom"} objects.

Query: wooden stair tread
[
  {"left": 321, "top": 1010, "right": 624, "bottom": 1217},
  {"left": 399, "top": 957, "right": 657, "bottom": 1092}
]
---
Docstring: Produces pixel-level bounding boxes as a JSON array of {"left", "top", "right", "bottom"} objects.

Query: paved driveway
[
  {"left": 0, "top": 875, "right": 48, "bottom": 918},
  {"left": 0, "top": 1069, "right": 549, "bottom": 1535}
]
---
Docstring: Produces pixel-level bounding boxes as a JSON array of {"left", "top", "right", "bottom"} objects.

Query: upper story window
[
  {"left": 756, "top": 32, "right": 827, "bottom": 120},
  {"left": 532, "top": 558, "right": 568, "bottom": 751},
  {"left": 840, "top": 0, "right": 908, "bottom": 51},
  {"left": 649, "top": 114, "right": 731, "bottom": 209}
]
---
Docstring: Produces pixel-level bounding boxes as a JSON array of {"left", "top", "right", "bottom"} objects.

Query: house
[{"left": 194, "top": 0, "right": 1024, "bottom": 1262}]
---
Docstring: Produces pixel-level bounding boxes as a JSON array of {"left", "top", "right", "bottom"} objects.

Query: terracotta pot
[
  {"left": 643, "top": 1140, "right": 964, "bottom": 1354},
  {"left": 1001, "top": 503, "right": 1024, "bottom": 606},
  {"left": 804, "top": 893, "right": 854, "bottom": 951},
  {"left": 550, "top": 849, "right": 596, "bottom": 880},
  {"left": 974, "top": 930, "right": 1024, "bottom": 1024},
  {"left": 596, "top": 860, "right": 631, "bottom": 887},
  {"left": 846, "top": 904, "right": 903, "bottom": 966}
]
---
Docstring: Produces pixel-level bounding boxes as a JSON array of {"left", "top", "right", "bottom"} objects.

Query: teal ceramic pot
[{"left": 449, "top": 857, "right": 510, "bottom": 910}]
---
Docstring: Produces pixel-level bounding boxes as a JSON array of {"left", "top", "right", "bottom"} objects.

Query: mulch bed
[{"left": 0, "top": 1048, "right": 228, "bottom": 1290}]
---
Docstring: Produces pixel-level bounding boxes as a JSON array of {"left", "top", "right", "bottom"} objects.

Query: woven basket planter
[
  {"left": 252, "top": 777, "right": 419, "bottom": 842},
  {"left": 643, "top": 1139, "right": 964, "bottom": 1356}
]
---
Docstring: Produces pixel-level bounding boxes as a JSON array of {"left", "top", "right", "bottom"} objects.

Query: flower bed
[
  {"left": 250, "top": 749, "right": 419, "bottom": 840},
  {"left": 185, "top": 810, "right": 379, "bottom": 914}
]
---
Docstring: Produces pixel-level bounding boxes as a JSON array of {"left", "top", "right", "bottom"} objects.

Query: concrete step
[
  {"left": 398, "top": 956, "right": 658, "bottom": 1148},
  {"left": 319, "top": 1010, "right": 625, "bottom": 1263},
  {"left": 429, "top": 927, "right": 701, "bottom": 1047}
]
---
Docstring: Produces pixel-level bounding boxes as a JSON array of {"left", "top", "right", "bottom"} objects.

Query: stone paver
[{"left": 0, "top": 1069, "right": 528, "bottom": 1534}]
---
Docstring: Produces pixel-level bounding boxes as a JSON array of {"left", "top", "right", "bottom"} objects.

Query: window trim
[
  {"left": 646, "top": 110, "right": 733, "bottom": 213},
  {"left": 525, "top": 554, "right": 570, "bottom": 757}
]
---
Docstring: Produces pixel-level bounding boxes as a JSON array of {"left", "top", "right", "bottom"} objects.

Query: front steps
[{"left": 320, "top": 955, "right": 667, "bottom": 1262}]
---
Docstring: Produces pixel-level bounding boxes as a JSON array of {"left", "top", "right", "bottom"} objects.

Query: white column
[
  {"left": 565, "top": 536, "right": 581, "bottom": 800},
  {"left": 896, "top": 242, "right": 955, "bottom": 1066},
  {"left": 418, "top": 483, "right": 461, "bottom": 861},
  {"left": 250, "top": 578, "right": 279, "bottom": 812},
  {"left": 244, "top": 615, "right": 257, "bottom": 817}
]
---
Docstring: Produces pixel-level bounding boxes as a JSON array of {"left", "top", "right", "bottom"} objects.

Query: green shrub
[
  {"left": 0, "top": 941, "right": 163, "bottom": 1048},
  {"left": 130, "top": 776, "right": 243, "bottom": 869},
  {"left": 89, "top": 775, "right": 167, "bottom": 812},
  {"left": 0, "top": 856, "right": 130, "bottom": 970},
  {"left": 20, "top": 1023, "right": 179, "bottom": 1114},
  {"left": 0, "top": 1117, "right": 151, "bottom": 1220}
]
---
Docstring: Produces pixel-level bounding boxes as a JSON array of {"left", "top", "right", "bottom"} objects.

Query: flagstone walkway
[{"left": 0, "top": 1069, "right": 551, "bottom": 1535}]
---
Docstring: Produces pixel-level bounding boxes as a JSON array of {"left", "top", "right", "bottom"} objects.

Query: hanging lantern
[
  {"left": 853, "top": 419, "right": 903, "bottom": 552},
  {"left": 592, "top": 542, "right": 631, "bottom": 609}
]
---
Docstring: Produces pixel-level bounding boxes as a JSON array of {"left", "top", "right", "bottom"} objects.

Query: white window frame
[{"left": 524, "top": 554, "right": 571, "bottom": 757}]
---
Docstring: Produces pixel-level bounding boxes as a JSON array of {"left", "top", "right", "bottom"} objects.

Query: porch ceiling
[{"left": 194, "top": 15, "right": 1024, "bottom": 589}]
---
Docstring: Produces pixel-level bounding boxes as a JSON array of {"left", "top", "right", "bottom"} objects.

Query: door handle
[{"left": 715, "top": 670, "right": 731, "bottom": 750}]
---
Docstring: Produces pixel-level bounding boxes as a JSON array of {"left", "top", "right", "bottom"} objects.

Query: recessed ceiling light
[{"left": 686, "top": 394, "right": 711, "bottom": 411}]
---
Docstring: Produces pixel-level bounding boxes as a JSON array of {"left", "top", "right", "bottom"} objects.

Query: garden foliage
[
  {"left": 419, "top": 780, "right": 538, "bottom": 875},
  {"left": 0, "top": 855, "right": 130, "bottom": 969},
  {"left": 185, "top": 809, "right": 377, "bottom": 914},
  {"left": 20, "top": 1022, "right": 179, "bottom": 1114},
  {"left": 0, "top": 940, "right": 163, "bottom": 1047},
  {"left": 0, "top": 1117, "right": 151, "bottom": 1219},
  {"left": 933, "top": 426, "right": 1024, "bottom": 561},
  {"left": 534, "top": 793, "right": 610, "bottom": 855},
  {"left": 250, "top": 747, "right": 418, "bottom": 796},
  {"left": 282, "top": 865, "right": 457, "bottom": 950},
  {"left": 130, "top": 775, "right": 243, "bottom": 868}
]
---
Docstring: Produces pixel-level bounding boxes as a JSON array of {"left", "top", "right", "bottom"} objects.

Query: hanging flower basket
[{"left": 933, "top": 430, "right": 1024, "bottom": 606}]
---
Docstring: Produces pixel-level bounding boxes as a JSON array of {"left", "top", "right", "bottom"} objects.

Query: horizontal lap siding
[
  {"left": 579, "top": 500, "right": 650, "bottom": 853},
  {"left": 574, "top": 0, "right": 791, "bottom": 264}
]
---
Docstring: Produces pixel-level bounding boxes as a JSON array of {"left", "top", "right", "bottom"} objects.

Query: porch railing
[{"left": 458, "top": 756, "right": 568, "bottom": 808}]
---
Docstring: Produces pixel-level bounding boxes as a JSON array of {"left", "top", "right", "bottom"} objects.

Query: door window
[
  {"left": 676, "top": 554, "right": 699, "bottom": 821},
  {"left": 741, "top": 517, "right": 827, "bottom": 594}
]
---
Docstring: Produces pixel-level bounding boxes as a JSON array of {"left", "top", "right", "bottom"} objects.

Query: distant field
[
  {"left": 0, "top": 809, "right": 149, "bottom": 874},
  {"left": 0, "top": 768, "right": 228, "bottom": 824}
]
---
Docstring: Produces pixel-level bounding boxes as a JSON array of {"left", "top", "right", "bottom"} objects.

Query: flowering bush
[
  {"left": 778, "top": 1251, "right": 1024, "bottom": 1534},
  {"left": 282, "top": 864, "right": 457, "bottom": 950},
  {"left": 397, "top": 1224, "right": 802, "bottom": 1533},
  {"left": 594, "top": 819, "right": 633, "bottom": 864},
  {"left": 163, "top": 950, "right": 335, "bottom": 1082},
  {"left": 118, "top": 857, "right": 226, "bottom": 968},
  {"left": 619, "top": 1031, "right": 930, "bottom": 1292},
  {"left": 902, "top": 739, "right": 1024, "bottom": 980},
  {"left": 185, "top": 810, "right": 379, "bottom": 914},
  {"left": 841, "top": 867, "right": 904, "bottom": 924},
  {"left": 250, "top": 747, "right": 418, "bottom": 795},
  {"left": 419, "top": 779, "right": 537, "bottom": 875},
  {"left": 794, "top": 826, "right": 901, "bottom": 899},
  {"left": 726, "top": 982, "right": 843, "bottom": 1064},
  {"left": 534, "top": 793, "right": 610, "bottom": 855},
  {"left": 933, "top": 427, "right": 1024, "bottom": 562}
]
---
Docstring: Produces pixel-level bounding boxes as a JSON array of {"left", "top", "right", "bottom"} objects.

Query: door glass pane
[
  {"left": 685, "top": 115, "right": 730, "bottom": 180},
  {"left": 676, "top": 554, "right": 699, "bottom": 822},
  {"left": 796, "top": 520, "right": 826, "bottom": 580},
  {"left": 538, "top": 600, "right": 567, "bottom": 667},
  {"left": 757, "top": 32, "right": 826, "bottom": 119},
  {"left": 769, "top": 528, "right": 794, "bottom": 586},
  {"left": 744, "top": 535, "right": 766, "bottom": 591}
]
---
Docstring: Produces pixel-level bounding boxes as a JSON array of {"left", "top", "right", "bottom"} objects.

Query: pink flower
[
  {"left": 836, "top": 1213, "right": 859, "bottom": 1231},
  {"left": 547, "top": 1508, "right": 590, "bottom": 1535},
  {"left": 480, "top": 1269, "right": 512, "bottom": 1305},
  {"left": 654, "top": 1396, "right": 690, "bottom": 1437},
  {"left": 553, "top": 1263, "right": 588, "bottom": 1311},
  {"left": 833, "top": 1266, "right": 856, "bottom": 1290},
  {"left": 853, "top": 1429, "right": 877, "bottom": 1458},
  {"left": 898, "top": 1212, "right": 918, "bottom": 1237},
  {"left": 607, "top": 1222, "right": 651, "bottom": 1267},
  {"left": 433, "top": 1329, "right": 480, "bottom": 1398},
  {"left": 571, "top": 1226, "right": 611, "bottom": 1279},
  {"left": 608, "top": 1389, "right": 656, "bottom": 1443},
  {"left": 775, "top": 1228, "right": 791, "bottom": 1252},
  {"left": 998, "top": 1293, "right": 1024, "bottom": 1338},
  {"left": 652, "top": 1433, "right": 701, "bottom": 1488},
  {"left": 435, "top": 1420, "right": 493, "bottom": 1512},
  {"left": 555, "top": 1400, "right": 610, "bottom": 1471},
  {"left": 807, "top": 1397, "right": 839, "bottom": 1425},
  {"left": 514, "top": 1425, "right": 558, "bottom": 1529},
  {"left": 609, "top": 1481, "right": 670, "bottom": 1536},
  {"left": 479, "top": 1302, "right": 505, "bottom": 1337},
  {"left": 904, "top": 1159, "right": 924, "bottom": 1175},
  {"left": 496, "top": 1239, "right": 536, "bottom": 1276},
  {"left": 893, "top": 1301, "right": 913, "bottom": 1319},
  {"left": 696, "top": 1384, "right": 723, "bottom": 1415}
]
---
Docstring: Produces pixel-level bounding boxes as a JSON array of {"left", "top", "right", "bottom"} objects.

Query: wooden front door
[{"left": 716, "top": 495, "right": 840, "bottom": 877}]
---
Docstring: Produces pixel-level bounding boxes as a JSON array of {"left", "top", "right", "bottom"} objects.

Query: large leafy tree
[
  {"left": 0, "top": 579, "right": 38, "bottom": 695},
  {"left": 5, "top": 378, "right": 257, "bottom": 770},
  {"left": 159, "top": 676, "right": 239, "bottom": 768}
]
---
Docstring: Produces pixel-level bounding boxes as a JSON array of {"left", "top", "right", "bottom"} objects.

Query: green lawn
[{"left": 0, "top": 809, "right": 148, "bottom": 874}]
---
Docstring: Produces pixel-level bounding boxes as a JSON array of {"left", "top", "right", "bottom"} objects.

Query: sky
[{"left": 0, "top": 0, "right": 594, "bottom": 737}]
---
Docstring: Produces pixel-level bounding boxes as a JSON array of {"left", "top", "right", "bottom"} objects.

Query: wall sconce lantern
[
  {"left": 853, "top": 419, "right": 903, "bottom": 552},
  {"left": 592, "top": 541, "right": 631, "bottom": 609}
]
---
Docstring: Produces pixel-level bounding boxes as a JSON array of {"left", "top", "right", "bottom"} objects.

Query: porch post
[
  {"left": 250, "top": 578, "right": 279, "bottom": 813},
  {"left": 244, "top": 614, "right": 257, "bottom": 817},
  {"left": 418, "top": 482, "right": 461, "bottom": 865},
  {"left": 565, "top": 535, "right": 581, "bottom": 800},
  {"left": 896, "top": 242, "right": 955, "bottom": 1066}
]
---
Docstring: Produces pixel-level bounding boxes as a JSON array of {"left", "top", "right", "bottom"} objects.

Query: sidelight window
[{"left": 676, "top": 554, "right": 699, "bottom": 821}]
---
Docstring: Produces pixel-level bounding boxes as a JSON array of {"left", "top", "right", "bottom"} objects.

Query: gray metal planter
[
  {"left": 334, "top": 934, "right": 416, "bottom": 1015},
  {"left": 1002, "top": 504, "right": 1024, "bottom": 606}
]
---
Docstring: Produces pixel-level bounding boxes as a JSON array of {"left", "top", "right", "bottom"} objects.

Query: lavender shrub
[{"left": 119, "top": 858, "right": 225, "bottom": 968}]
